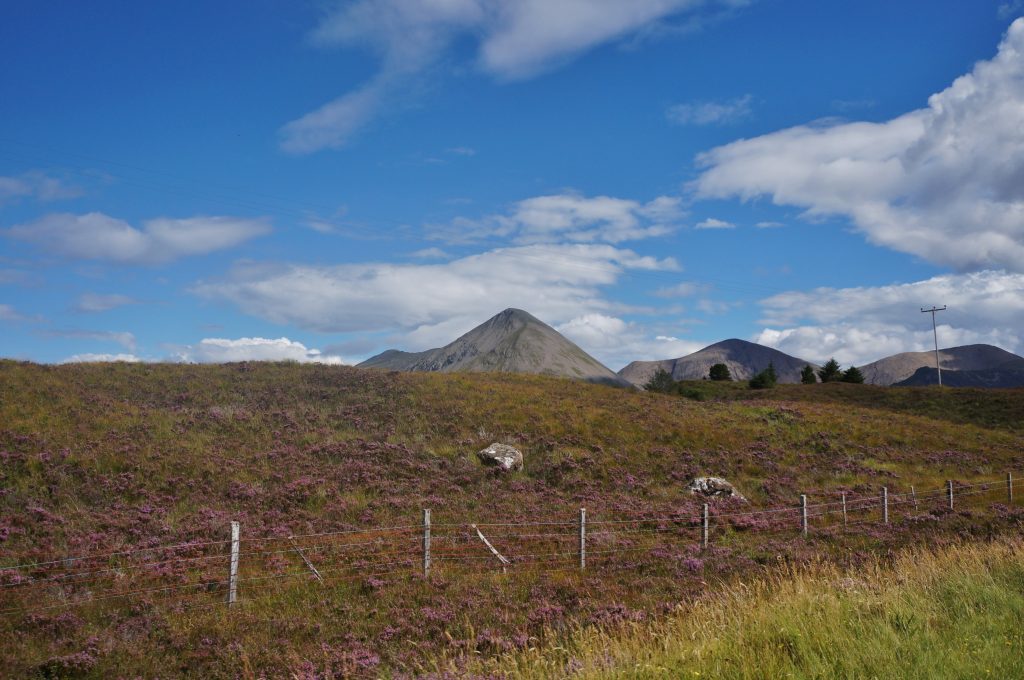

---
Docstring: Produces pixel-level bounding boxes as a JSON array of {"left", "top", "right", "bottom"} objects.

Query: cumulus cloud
[
  {"left": 62, "top": 353, "right": 141, "bottom": 363},
  {"left": 74, "top": 293, "right": 138, "bottom": 313},
  {"left": 694, "top": 217, "right": 734, "bottom": 230},
  {"left": 433, "top": 193, "right": 683, "bottom": 244},
  {"left": 282, "top": 0, "right": 742, "bottom": 152},
  {"left": 171, "top": 337, "right": 348, "bottom": 364},
  {"left": 192, "top": 243, "right": 678, "bottom": 349},
  {"left": 6, "top": 213, "right": 271, "bottom": 264},
  {"left": 666, "top": 94, "right": 753, "bottom": 125},
  {"left": 556, "top": 312, "right": 705, "bottom": 370},
  {"left": 693, "top": 19, "right": 1024, "bottom": 272},
  {"left": 0, "top": 171, "right": 83, "bottom": 206},
  {"left": 753, "top": 270, "right": 1024, "bottom": 365}
]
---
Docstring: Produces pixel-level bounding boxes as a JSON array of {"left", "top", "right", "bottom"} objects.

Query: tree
[
  {"left": 708, "top": 363, "right": 732, "bottom": 381},
  {"left": 644, "top": 367, "right": 676, "bottom": 394},
  {"left": 841, "top": 365, "right": 865, "bottom": 384},
  {"left": 800, "top": 364, "right": 817, "bottom": 384},
  {"left": 817, "top": 358, "right": 843, "bottom": 383},
  {"left": 749, "top": 362, "right": 778, "bottom": 389}
]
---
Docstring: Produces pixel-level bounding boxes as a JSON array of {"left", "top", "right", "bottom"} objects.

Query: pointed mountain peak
[{"left": 358, "top": 308, "right": 632, "bottom": 388}]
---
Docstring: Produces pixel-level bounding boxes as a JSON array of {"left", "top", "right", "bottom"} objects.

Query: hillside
[
  {"left": 1, "top": 361, "right": 1023, "bottom": 677},
  {"left": 895, "top": 358, "right": 1024, "bottom": 388},
  {"left": 860, "top": 344, "right": 1023, "bottom": 385},
  {"left": 359, "top": 308, "right": 633, "bottom": 387},
  {"left": 618, "top": 338, "right": 815, "bottom": 386}
]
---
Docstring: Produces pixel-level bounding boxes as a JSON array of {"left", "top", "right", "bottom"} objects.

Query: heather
[
  {"left": 469, "top": 538, "right": 1024, "bottom": 679},
  {"left": 1, "top": 360, "right": 1023, "bottom": 677}
]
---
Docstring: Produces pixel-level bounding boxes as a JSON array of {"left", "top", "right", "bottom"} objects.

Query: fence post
[
  {"left": 578, "top": 508, "right": 586, "bottom": 571},
  {"left": 1008, "top": 472, "right": 1014, "bottom": 505},
  {"left": 422, "top": 508, "right": 431, "bottom": 578},
  {"left": 702, "top": 503, "right": 709, "bottom": 549},
  {"left": 911, "top": 486, "right": 919, "bottom": 511},
  {"left": 841, "top": 492, "right": 847, "bottom": 527},
  {"left": 882, "top": 487, "right": 889, "bottom": 524},
  {"left": 228, "top": 520, "right": 239, "bottom": 606},
  {"left": 947, "top": 480, "right": 954, "bottom": 510},
  {"left": 800, "top": 494, "right": 808, "bottom": 536}
]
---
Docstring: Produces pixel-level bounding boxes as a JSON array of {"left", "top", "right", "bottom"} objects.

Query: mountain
[
  {"left": 618, "top": 339, "right": 816, "bottom": 386},
  {"left": 860, "top": 344, "right": 1024, "bottom": 386},
  {"left": 894, "top": 357, "right": 1024, "bottom": 388},
  {"left": 358, "top": 308, "right": 633, "bottom": 388}
]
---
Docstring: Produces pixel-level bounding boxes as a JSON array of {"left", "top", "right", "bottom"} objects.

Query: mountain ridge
[
  {"left": 860, "top": 344, "right": 1024, "bottom": 386},
  {"left": 358, "top": 308, "right": 633, "bottom": 387},
  {"left": 618, "top": 338, "right": 816, "bottom": 386}
]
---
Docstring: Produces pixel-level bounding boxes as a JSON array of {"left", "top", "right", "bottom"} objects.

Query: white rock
[{"left": 477, "top": 443, "right": 524, "bottom": 472}]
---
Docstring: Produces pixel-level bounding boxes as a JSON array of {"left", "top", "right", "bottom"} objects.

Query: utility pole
[{"left": 921, "top": 306, "right": 947, "bottom": 386}]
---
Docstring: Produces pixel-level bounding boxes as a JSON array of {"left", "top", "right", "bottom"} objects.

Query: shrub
[
  {"left": 817, "top": 358, "right": 843, "bottom": 383},
  {"left": 841, "top": 366, "right": 865, "bottom": 384},
  {"left": 800, "top": 364, "right": 817, "bottom": 384},
  {"left": 643, "top": 368, "right": 676, "bottom": 394},
  {"left": 708, "top": 363, "right": 732, "bottom": 381},
  {"left": 749, "top": 362, "right": 778, "bottom": 390}
]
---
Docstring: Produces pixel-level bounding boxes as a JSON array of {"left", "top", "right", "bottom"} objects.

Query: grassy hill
[{"left": 1, "top": 360, "right": 1023, "bottom": 677}]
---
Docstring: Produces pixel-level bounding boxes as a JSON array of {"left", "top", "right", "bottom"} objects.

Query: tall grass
[{"left": 469, "top": 538, "right": 1024, "bottom": 679}]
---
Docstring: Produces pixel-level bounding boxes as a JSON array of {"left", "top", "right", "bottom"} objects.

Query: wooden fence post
[
  {"left": 911, "top": 486, "right": 919, "bottom": 511},
  {"left": 228, "top": 520, "right": 239, "bottom": 606},
  {"left": 841, "top": 492, "right": 847, "bottom": 527},
  {"left": 422, "top": 509, "right": 431, "bottom": 578},
  {"left": 1008, "top": 472, "right": 1013, "bottom": 505},
  {"left": 947, "top": 480, "right": 954, "bottom": 511},
  {"left": 800, "top": 494, "right": 808, "bottom": 536},
  {"left": 882, "top": 487, "right": 889, "bottom": 524},
  {"left": 578, "top": 508, "right": 586, "bottom": 571},
  {"left": 702, "top": 503, "right": 709, "bottom": 549}
]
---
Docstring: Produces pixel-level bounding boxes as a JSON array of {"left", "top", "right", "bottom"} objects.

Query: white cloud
[
  {"left": 556, "top": 313, "right": 705, "bottom": 370},
  {"left": 694, "top": 217, "right": 734, "bottom": 230},
  {"left": 171, "top": 337, "right": 348, "bottom": 364},
  {"left": 282, "top": 0, "right": 741, "bottom": 152},
  {"left": 0, "top": 171, "right": 83, "bottom": 206},
  {"left": 755, "top": 221, "right": 784, "bottom": 229},
  {"left": 193, "top": 243, "right": 678, "bottom": 350},
  {"left": 410, "top": 247, "right": 451, "bottom": 259},
  {"left": 6, "top": 213, "right": 271, "bottom": 264},
  {"left": 753, "top": 270, "right": 1024, "bottom": 365},
  {"left": 74, "top": 293, "right": 138, "bottom": 313},
  {"left": 62, "top": 353, "right": 141, "bottom": 364},
  {"left": 666, "top": 94, "right": 753, "bottom": 125},
  {"left": 693, "top": 19, "right": 1024, "bottom": 272},
  {"left": 433, "top": 192, "right": 683, "bottom": 244}
]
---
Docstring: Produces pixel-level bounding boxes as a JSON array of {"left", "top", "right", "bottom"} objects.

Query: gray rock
[
  {"left": 477, "top": 443, "right": 523, "bottom": 472},
  {"left": 687, "top": 476, "right": 745, "bottom": 500}
]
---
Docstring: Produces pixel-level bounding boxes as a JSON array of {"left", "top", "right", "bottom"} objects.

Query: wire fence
[{"left": 1, "top": 472, "right": 1021, "bottom": 619}]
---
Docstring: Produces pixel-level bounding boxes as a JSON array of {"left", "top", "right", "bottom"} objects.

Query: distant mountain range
[
  {"left": 357, "top": 308, "right": 1024, "bottom": 389},
  {"left": 617, "top": 339, "right": 816, "bottom": 387},
  {"left": 860, "top": 344, "right": 1024, "bottom": 386},
  {"left": 358, "top": 308, "right": 633, "bottom": 388}
]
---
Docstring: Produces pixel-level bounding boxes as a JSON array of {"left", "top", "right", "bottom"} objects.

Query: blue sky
[{"left": 2, "top": 0, "right": 1024, "bottom": 370}]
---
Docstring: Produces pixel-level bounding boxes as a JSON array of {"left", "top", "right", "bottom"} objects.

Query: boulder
[
  {"left": 477, "top": 443, "right": 523, "bottom": 472},
  {"left": 687, "top": 476, "right": 745, "bottom": 501}
]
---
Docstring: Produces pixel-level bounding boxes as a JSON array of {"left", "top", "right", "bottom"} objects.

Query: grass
[
  {"left": 1, "top": 360, "right": 1023, "bottom": 676},
  {"left": 466, "top": 537, "right": 1024, "bottom": 679}
]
